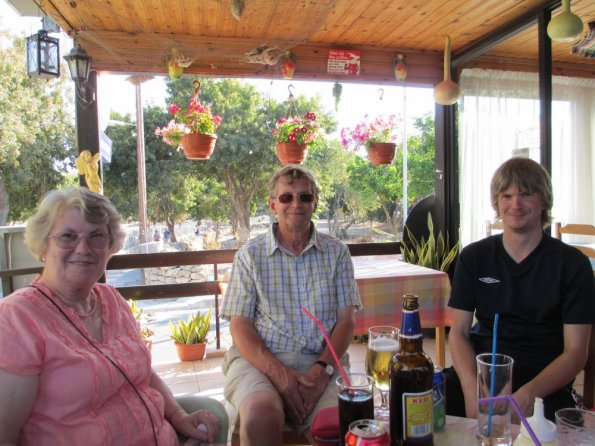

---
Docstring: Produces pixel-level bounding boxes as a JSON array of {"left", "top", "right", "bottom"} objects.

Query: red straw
[{"left": 301, "top": 307, "right": 351, "bottom": 386}]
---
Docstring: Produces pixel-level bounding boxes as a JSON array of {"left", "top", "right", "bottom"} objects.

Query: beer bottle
[{"left": 389, "top": 294, "right": 434, "bottom": 446}]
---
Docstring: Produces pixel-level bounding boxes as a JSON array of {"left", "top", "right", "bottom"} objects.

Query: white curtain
[{"left": 458, "top": 68, "right": 595, "bottom": 246}]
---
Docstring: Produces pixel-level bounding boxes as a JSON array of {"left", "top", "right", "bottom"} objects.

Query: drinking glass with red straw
[{"left": 301, "top": 307, "right": 351, "bottom": 386}]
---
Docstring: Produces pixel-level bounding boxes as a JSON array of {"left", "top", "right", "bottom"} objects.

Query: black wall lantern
[
  {"left": 26, "top": 30, "right": 60, "bottom": 79},
  {"left": 63, "top": 43, "right": 95, "bottom": 105}
]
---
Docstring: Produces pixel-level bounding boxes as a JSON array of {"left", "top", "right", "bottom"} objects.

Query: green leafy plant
[
  {"left": 401, "top": 212, "right": 459, "bottom": 272},
  {"left": 127, "top": 299, "right": 155, "bottom": 341},
  {"left": 168, "top": 307, "right": 212, "bottom": 344}
]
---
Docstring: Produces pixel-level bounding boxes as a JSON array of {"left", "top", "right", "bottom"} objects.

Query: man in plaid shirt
[{"left": 221, "top": 165, "right": 361, "bottom": 445}]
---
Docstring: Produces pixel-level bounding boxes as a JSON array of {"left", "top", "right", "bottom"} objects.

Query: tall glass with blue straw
[{"left": 476, "top": 313, "right": 514, "bottom": 445}]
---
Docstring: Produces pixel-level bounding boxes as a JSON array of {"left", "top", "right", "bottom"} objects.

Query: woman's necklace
[
  {"left": 49, "top": 286, "right": 98, "bottom": 319},
  {"left": 75, "top": 291, "right": 98, "bottom": 319}
]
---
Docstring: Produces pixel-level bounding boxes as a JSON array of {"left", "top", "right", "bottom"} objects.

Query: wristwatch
[{"left": 315, "top": 360, "right": 335, "bottom": 377}]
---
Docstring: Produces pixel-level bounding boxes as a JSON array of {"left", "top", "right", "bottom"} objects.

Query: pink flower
[
  {"left": 340, "top": 114, "right": 399, "bottom": 152},
  {"left": 169, "top": 104, "right": 180, "bottom": 115}
]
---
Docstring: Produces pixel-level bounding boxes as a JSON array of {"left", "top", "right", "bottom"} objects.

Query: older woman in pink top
[{"left": 0, "top": 188, "right": 226, "bottom": 446}]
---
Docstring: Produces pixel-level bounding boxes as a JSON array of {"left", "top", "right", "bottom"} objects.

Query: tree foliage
[
  {"left": 104, "top": 77, "right": 437, "bottom": 243},
  {"left": 0, "top": 31, "right": 75, "bottom": 223}
]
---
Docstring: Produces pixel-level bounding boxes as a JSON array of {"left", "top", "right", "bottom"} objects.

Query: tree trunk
[
  {"left": 166, "top": 219, "right": 176, "bottom": 242},
  {"left": 222, "top": 169, "right": 253, "bottom": 240},
  {"left": 0, "top": 176, "right": 9, "bottom": 225}
]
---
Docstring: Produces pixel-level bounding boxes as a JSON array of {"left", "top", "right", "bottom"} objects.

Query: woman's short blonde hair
[
  {"left": 490, "top": 157, "right": 553, "bottom": 227},
  {"left": 25, "top": 188, "right": 126, "bottom": 261}
]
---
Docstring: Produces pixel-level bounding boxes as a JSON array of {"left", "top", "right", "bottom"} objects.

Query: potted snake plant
[
  {"left": 401, "top": 212, "right": 459, "bottom": 273},
  {"left": 169, "top": 307, "right": 212, "bottom": 361}
]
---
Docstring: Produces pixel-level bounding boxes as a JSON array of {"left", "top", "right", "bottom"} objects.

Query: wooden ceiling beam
[
  {"left": 76, "top": 31, "right": 444, "bottom": 86},
  {"left": 452, "top": 0, "right": 561, "bottom": 69}
]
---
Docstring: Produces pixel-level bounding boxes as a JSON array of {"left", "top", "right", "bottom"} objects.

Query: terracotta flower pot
[
  {"left": 175, "top": 341, "right": 207, "bottom": 361},
  {"left": 181, "top": 133, "right": 217, "bottom": 160},
  {"left": 368, "top": 142, "right": 396, "bottom": 165},
  {"left": 276, "top": 142, "right": 308, "bottom": 164}
]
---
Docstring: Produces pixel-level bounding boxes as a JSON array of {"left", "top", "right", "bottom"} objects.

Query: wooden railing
[{"left": 0, "top": 242, "right": 402, "bottom": 349}]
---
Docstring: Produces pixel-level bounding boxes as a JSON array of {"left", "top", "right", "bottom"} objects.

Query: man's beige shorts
[{"left": 222, "top": 346, "right": 351, "bottom": 434}]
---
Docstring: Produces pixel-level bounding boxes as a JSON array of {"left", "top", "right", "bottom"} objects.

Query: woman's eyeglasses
[
  {"left": 47, "top": 231, "right": 110, "bottom": 249},
  {"left": 276, "top": 192, "right": 315, "bottom": 204}
]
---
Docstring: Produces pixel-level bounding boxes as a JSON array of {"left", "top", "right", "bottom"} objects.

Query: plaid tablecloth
[{"left": 352, "top": 255, "right": 452, "bottom": 336}]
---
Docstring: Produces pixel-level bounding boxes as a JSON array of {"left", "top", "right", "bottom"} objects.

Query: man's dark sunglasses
[{"left": 276, "top": 192, "right": 315, "bottom": 204}]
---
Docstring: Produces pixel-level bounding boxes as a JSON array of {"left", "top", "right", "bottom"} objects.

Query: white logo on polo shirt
[{"left": 479, "top": 277, "right": 500, "bottom": 284}]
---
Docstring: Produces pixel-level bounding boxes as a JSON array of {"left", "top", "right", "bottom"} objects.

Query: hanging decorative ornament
[
  {"left": 168, "top": 60, "right": 184, "bottom": 80},
  {"left": 433, "top": 36, "right": 461, "bottom": 106},
  {"left": 332, "top": 81, "right": 342, "bottom": 112},
  {"left": 167, "top": 49, "right": 193, "bottom": 80},
  {"left": 393, "top": 53, "right": 408, "bottom": 81},
  {"left": 547, "top": 0, "right": 583, "bottom": 42},
  {"left": 281, "top": 51, "right": 296, "bottom": 79},
  {"left": 231, "top": 0, "right": 245, "bottom": 21}
]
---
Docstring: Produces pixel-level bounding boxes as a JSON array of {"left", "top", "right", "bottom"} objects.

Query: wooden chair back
[
  {"left": 554, "top": 222, "right": 595, "bottom": 409},
  {"left": 554, "top": 223, "right": 595, "bottom": 259},
  {"left": 485, "top": 219, "right": 503, "bottom": 236}
]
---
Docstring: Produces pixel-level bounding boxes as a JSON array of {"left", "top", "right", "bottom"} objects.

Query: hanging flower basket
[
  {"left": 276, "top": 141, "right": 308, "bottom": 164},
  {"left": 368, "top": 142, "right": 396, "bottom": 165},
  {"left": 181, "top": 133, "right": 217, "bottom": 160},
  {"left": 273, "top": 111, "right": 319, "bottom": 165},
  {"left": 154, "top": 80, "right": 222, "bottom": 160}
]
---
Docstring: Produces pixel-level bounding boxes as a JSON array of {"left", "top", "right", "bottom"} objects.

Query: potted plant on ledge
[
  {"left": 273, "top": 112, "right": 320, "bottom": 164},
  {"left": 169, "top": 307, "right": 212, "bottom": 361},
  {"left": 154, "top": 81, "right": 222, "bottom": 160},
  {"left": 128, "top": 299, "right": 155, "bottom": 351},
  {"left": 340, "top": 114, "right": 398, "bottom": 164}
]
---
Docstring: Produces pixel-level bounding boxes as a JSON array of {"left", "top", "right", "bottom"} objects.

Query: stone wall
[{"left": 144, "top": 264, "right": 213, "bottom": 285}]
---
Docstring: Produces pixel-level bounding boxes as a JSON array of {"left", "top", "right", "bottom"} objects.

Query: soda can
[
  {"left": 345, "top": 419, "right": 389, "bottom": 446},
  {"left": 433, "top": 365, "right": 446, "bottom": 431}
]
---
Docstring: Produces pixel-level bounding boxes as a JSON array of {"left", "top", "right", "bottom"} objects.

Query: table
[
  {"left": 434, "top": 416, "right": 520, "bottom": 444},
  {"left": 352, "top": 255, "right": 452, "bottom": 367}
]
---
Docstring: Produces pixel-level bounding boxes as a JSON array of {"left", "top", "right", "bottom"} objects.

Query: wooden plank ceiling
[{"left": 35, "top": 0, "right": 595, "bottom": 84}]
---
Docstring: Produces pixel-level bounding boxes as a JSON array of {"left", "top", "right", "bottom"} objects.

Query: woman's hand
[{"left": 170, "top": 408, "right": 220, "bottom": 444}]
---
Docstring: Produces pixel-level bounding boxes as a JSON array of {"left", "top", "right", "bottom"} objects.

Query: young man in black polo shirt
[{"left": 447, "top": 157, "right": 594, "bottom": 421}]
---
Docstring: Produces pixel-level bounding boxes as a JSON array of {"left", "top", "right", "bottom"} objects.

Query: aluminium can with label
[
  {"left": 345, "top": 419, "right": 389, "bottom": 446},
  {"left": 433, "top": 366, "right": 446, "bottom": 431}
]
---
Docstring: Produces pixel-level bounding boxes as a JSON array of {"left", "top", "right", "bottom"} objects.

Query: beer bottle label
[
  {"left": 401, "top": 389, "right": 433, "bottom": 440},
  {"left": 400, "top": 309, "right": 422, "bottom": 339}
]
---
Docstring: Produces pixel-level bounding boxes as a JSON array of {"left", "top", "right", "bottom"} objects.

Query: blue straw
[{"left": 487, "top": 313, "right": 500, "bottom": 437}]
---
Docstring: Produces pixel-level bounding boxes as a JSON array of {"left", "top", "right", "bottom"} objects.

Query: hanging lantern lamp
[
  {"left": 26, "top": 30, "right": 60, "bottom": 79},
  {"left": 63, "top": 43, "right": 92, "bottom": 84},
  {"left": 63, "top": 43, "right": 95, "bottom": 105}
]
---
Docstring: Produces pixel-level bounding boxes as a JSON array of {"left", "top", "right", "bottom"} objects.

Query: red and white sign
[{"left": 327, "top": 49, "right": 361, "bottom": 75}]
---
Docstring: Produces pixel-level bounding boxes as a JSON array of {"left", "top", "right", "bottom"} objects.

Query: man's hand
[
  {"left": 298, "top": 365, "right": 329, "bottom": 417},
  {"left": 269, "top": 364, "right": 314, "bottom": 424}
]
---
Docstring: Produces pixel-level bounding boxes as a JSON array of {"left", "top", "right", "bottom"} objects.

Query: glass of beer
[{"left": 365, "top": 325, "right": 400, "bottom": 421}]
